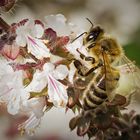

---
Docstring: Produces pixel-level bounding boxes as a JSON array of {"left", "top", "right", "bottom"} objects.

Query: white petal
[
  {"left": 25, "top": 70, "right": 47, "bottom": 93},
  {"left": 0, "top": 84, "right": 12, "bottom": 97},
  {"left": 0, "top": 69, "right": 21, "bottom": 100},
  {"left": 66, "top": 39, "right": 83, "bottom": 59},
  {"left": 43, "top": 62, "right": 55, "bottom": 73},
  {"left": 0, "top": 60, "right": 13, "bottom": 76},
  {"left": 27, "top": 37, "right": 50, "bottom": 59},
  {"left": 24, "top": 20, "right": 34, "bottom": 31},
  {"left": 0, "top": 62, "right": 29, "bottom": 115},
  {"left": 7, "top": 87, "right": 29, "bottom": 115},
  {"left": 16, "top": 35, "right": 27, "bottom": 47},
  {"left": 53, "top": 65, "right": 69, "bottom": 80},
  {"left": 47, "top": 74, "right": 68, "bottom": 107},
  {"left": 6, "top": 71, "right": 29, "bottom": 115},
  {"left": 31, "top": 24, "right": 44, "bottom": 38},
  {"left": 16, "top": 25, "right": 27, "bottom": 36}
]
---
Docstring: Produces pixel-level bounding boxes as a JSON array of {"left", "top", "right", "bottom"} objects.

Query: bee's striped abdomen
[{"left": 83, "top": 77, "right": 107, "bottom": 110}]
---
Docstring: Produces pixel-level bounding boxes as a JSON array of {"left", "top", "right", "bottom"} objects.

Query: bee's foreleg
[
  {"left": 85, "top": 56, "right": 95, "bottom": 64},
  {"left": 74, "top": 60, "right": 89, "bottom": 76},
  {"left": 76, "top": 48, "right": 85, "bottom": 59},
  {"left": 76, "top": 48, "right": 95, "bottom": 64},
  {"left": 74, "top": 60, "right": 102, "bottom": 76},
  {"left": 87, "top": 43, "right": 96, "bottom": 49}
]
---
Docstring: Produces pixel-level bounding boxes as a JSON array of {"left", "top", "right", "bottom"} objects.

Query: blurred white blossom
[
  {"left": 19, "top": 97, "right": 46, "bottom": 135},
  {"left": 22, "top": 97, "right": 45, "bottom": 118},
  {"left": 115, "top": 63, "right": 140, "bottom": 97},
  {"left": 0, "top": 60, "right": 29, "bottom": 115},
  {"left": 19, "top": 113, "right": 41, "bottom": 136},
  {"left": 45, "top": 14, "right": 77, "bottom": 36}
]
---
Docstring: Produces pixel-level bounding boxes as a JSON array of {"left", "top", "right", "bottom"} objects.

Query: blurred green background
[{"left": 124, "top": 28, "right": 140, "bottom": 65}]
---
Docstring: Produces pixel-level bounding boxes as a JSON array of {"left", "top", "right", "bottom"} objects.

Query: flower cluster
[
  {"left": 0, "top": 13, "right": 140, "bottom": 140},
  {"left": 0, "top": 14, "right": 85, "bottom": 135}
]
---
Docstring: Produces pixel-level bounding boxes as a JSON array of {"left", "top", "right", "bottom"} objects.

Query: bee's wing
[
  {"left": 101, "top": 52, "right": 119, "bottom": 101},
  {"left": 115, "top": 55, "right": 140, "bottom": 98}
]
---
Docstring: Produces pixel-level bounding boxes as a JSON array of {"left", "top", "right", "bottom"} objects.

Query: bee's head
[
  {"left": 84, "top": 26, "right": 104, "bottom": 45},
  {"left": 71, "top": 18, "right": 104, "bottom": 50},
  {"left": 83, "top": 18, "right": 104, "bottom": 49}
]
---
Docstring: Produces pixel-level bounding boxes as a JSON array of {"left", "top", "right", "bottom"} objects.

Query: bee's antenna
[
  {"left": 86, "top": 18, "right": 94, "bottom": 28},
  {"left": 71, "top": 32, "right": 87, "bottom": 43}
]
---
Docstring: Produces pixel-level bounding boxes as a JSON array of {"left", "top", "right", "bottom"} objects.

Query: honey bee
[{"left": 73, "top": 19, "right": 139, "bottom": 110}]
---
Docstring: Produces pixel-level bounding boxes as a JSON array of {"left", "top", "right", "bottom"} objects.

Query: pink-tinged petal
[
  {"left": 19, "top": 113, "right": 41, "bottom": 136},
  {"left": 47, "top": 74, "right": 68, "bottom": 107},
  {"left": 2, "top": 43, "right": 20, "bottom": 60},
  {"left": 27, "top": 36, "right": 50, "bottom": 59},
  {"left": 57, "top": 36, "right": 70, "bottom": 46},
  {"left": 18, "top": 19, "right": 29, "bottom": 26},
  {"left": 32, "top": 24, "right": 44, "bottom": 38},
  {"left": 35, "top": 20, "right": 44, "bottom": 27},
  {"left": 44, "top": 28, "right": 57, "bottom": 41},
  {"left": 53, "top": 65, "right": 69, "bottom": 80}
]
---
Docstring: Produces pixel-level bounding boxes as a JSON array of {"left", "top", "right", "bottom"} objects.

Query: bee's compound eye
[{"left": 87, "top": 34, "right": 94, "bottom": 41}]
